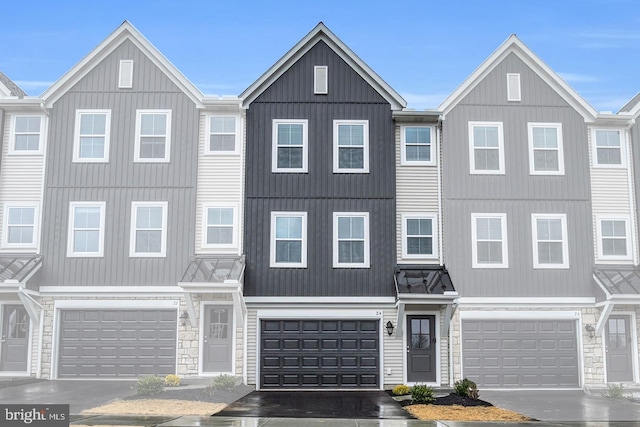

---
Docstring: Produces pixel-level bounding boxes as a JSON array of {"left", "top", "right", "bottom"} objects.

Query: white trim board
[{"left": 459, "top": 310, "right": 581, "bottom": 320}]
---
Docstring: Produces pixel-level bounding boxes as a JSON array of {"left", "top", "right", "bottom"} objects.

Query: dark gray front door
[
  {"left": 260, "top": 319, "right": 379, "bottom": 389},
  {"left": 606, "top": 315, "right": 634, "bottom": 382},
  {"left": 203, "top": 305, "right": 232, "bottom": 372},
  {"left": 0, "top": 305, "right": 29, "bottom": 371},
  {"left": 407, "top": 315, "right": 436, "bottom": 382}
]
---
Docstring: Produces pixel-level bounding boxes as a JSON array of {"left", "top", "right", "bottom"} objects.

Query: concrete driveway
[
  {"left": 0, "top": 380, "right": 136, "bottom": 414},
  {"left": 481, "top": 390, "right": 640, "bottom": 422}
]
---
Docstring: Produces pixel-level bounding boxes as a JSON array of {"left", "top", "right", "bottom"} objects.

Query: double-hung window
[
  {"left": 528, "top": 123, "right": 564, "bottom": 175},
  {"left": 334, "top": 120, "right": 369, "bottom": 173},
  {"left": 596, "top": 216, "right": 632, "bottom": 261},
  {"left": 10, "top": 115, "right": 44, "bottom": 154},
  {"left": 401, "top": 126, "right": 434, "bottom": 165},
  {"left": 68, "top": 202, "right": 105, "bottom": 257},
  {"left": 203, "top": 205, "right": 236, "bottom": 248},
  {"left": 272, "top": 120, "right": 308, "bottom": 172},
  {"left": 469, "top": 122, "right": 504, "bottom": 174},
  {"left": 207, "top": 116, "right": 238, "bottom": 154},
  {"left": 403, "top": 215, "right": 437, "bottom": 258},
  {"left": 471, "top": 213, "right": 508, "bottom": 268},
  {"left": 270, "top": 212, "right": 307, "bottom": 267},
  {"left": 135, "top": 110, "right": 171, "bottom": 162},
  {"left": 532, "top": 214, "right": 569, "bottom": 268},
  {"left": 3, "top": 203, "right": 38, "bottom": 249},
  {"left": 333, "top": 212, "right": 370, "bottom": 268},
  {"left": 130, "top": 202, "right": 168, "bottom": 257},
  {"left": 593, "top": 129, "right": 625, "bottom": 167},
  {"left": 74, "top": 110, "right": 111, "bottom": 162}
]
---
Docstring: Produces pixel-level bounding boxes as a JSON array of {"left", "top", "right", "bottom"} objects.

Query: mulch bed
[
  {"left": 124, "top": 384, "right": 254, "bottom": 405},
  {"left": 389, "top": 391, "right": 493, "bottom": 408}
]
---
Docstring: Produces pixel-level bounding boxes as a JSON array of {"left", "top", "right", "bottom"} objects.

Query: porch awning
[
  {"left": 178, "top": 256, "right": 246, "bottom": 327},
  {"left": 593, "top": 267, "right": 640, "bottom": 336},
  {"left": 394, "top": 265, "right": 459, "bottom": 337},
  {"left": 0, "top": 255, "right": 43, "bottom": 323}
]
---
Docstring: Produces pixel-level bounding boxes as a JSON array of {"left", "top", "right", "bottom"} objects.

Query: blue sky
[{"left": 1, "top": 0, "right": 639, "bottom": 111}]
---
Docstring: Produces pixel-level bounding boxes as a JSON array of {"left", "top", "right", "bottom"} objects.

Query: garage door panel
[
  {"left": 58, "top": 309, "right": 177, "bottom": 378},
  {"left": 260, "top": 319, "right": 379, "bottom": 388},
  {"left": 462, "top": 319, "right": 579, "bottom": 388}
]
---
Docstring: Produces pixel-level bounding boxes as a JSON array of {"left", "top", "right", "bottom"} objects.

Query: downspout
[
  {"left": 625, "top": 120, "right": 638, "bottom": 265},
  {"left": 437, "top": 118, "right": 444, "bottom": 266}
]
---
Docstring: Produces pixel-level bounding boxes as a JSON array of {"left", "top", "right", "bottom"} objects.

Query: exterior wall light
[
  {"left": 180, "top": 311, "right": 189, "bottom": 326},
  {"left": 386, "top": 321, "right": 394, "bottom": 336},
  {"left": 585, "top": 324, "right": 595, "bottom": 339}
]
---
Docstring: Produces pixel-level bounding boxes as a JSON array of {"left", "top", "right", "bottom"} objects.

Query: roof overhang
[{"left": 592, "top": 268, "right": 640, "bottom": 336}]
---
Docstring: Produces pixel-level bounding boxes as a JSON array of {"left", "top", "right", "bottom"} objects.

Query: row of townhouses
[{"left": 1, "top": 21, "right": 639, "bottom": 390}]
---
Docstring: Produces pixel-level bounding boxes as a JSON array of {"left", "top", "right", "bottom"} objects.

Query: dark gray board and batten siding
[
  {"left": 442, "top": 52, "right": 594, "bottom": 297},
  {"left": 36, "top": 39, "right": 198, "bottom": 286},
  {"left": 244, "top": 41, "right": 396, "bottom": 297}
]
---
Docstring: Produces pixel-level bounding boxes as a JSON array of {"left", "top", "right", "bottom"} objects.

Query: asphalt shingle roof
[{"left": 0, "top": 70, "right": 26, "bottom": 98}]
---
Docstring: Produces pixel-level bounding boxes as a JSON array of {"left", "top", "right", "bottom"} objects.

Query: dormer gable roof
[
  {"left": 240, "top": 22, "right": 406, "bottom": 110},
  {"left": 0, "top": 71, "right": 27, "bottom": 98},
  {"left": 41, "top": 21, "right": 203, "bottom": 108},
  {"left": 618, "top": 91, "right": 640, "bottom": 117},
  {"left": 438, "top": 34, "right": 598, "bottom": 121}
]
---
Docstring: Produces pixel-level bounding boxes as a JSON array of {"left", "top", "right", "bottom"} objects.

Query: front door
[
  {"left": 606, "top": 315, "right": 634, "bottom": 382},
  {"left": 407, "top": 315, "right": 436, "bottom": 383},
  {"left": 0, "top": 305, "right": 29, "bottom": 371},
  {"left": 203, "top": 305, "right": 232, "bottom": 373}
]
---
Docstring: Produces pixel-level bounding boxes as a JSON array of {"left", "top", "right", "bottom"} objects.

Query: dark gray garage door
[
  {"left": 462, "top": 319, "right": 579, "bottom": 388},
  {"left": 58, "top": 309, "right": 177, "bottom": 378},
  {"left": 260, "top": 319, "right": 379, "bottom": 389}
]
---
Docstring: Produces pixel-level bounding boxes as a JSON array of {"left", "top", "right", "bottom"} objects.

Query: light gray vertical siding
[
  {"left": 244, "top": 40, "right": 396, "bottom": 297},
  {"left": 37, "top": 40, "right": 198, "bottom": 286},
  {"left": 443, "top": 51, "right": 593, "bottom": 297}
]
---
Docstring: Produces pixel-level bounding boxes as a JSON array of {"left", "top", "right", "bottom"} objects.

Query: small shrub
[
  {"left": 392, "top": 384, "right": 411, "bottom": 396},
  {"left": 213, "top": 374, "right": 237, "bottom": 391},
  {"left": 410, "top": 384, "right": 435, "bottom": 404},
  {"left": 454, "top": 378, "right": 479, "bottom": 399},
  {"left": 602, "top": 383, "right": 626, "bottom": 399},
  {"left": 164, "top": 374, "right": 181, "bottom": 387},
  {"left": 204, "top": 383, "right": 216, "bottom": 397},
  {"left": 136, "top": 375, "right": 165, "bottom": 396}
]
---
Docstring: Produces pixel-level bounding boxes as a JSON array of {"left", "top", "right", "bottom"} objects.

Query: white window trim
[
  {"left": 73, "top": 109, "right": 111, "bottom": 163},
  {"left": 591, "top": 128, "right": 627, "bottom": 169},
  {"left": 205, "top": 114, "right": 241, "bottom": 155},
  {"left": 67, "top": 201, "right": 106, "bottom": 258},
  {"left": 507, "top": 73, "right": 521, "bottom": 102},
  {"left": 402, "top": 214, "right": 438, "bottom": 259},
  {"left": 532, "top": 213, "right": 569, "bottom": 269},
  {"left": 471, "top": 213, "right": 508, "bottom": 269},
  {"left": 134, "top": 109, "right": 172, "bottom": 163},
  {"left": 333, "top": 120, "right": 370, "bottom": 173},
  {"left": 400, "top": 126, "right": 435, "bottom": 166},
  {"left": 270, "top": 211, "right": 307, "bottom": 268},
  {"left": 129, "top": 201, "right": 168, "bottom": 258},
  {"left": 118, "top": 60, "right": 133, "bottom": 89},
  {"left": 527, "top": 122, "right": 565, "bottom": 175},
  {"left": 468, "top": 121, "right": 505, "bottom": 175},
  {"left": 201, "top": 204, "right": 238, "bottom": 249},
  {"left": 9, "top": 114, "right": 45, "bottom": 155},
  {"left": 595, "top": 214, "right": 633, "bottom": 262},
  {"left": 271, "top": 119, "right": 308, "bottom": 173},
  {"left": 314, "top": 65, "right": 328, "bottom": 95},
  {"left": 333, "top": 212, "right": 370, "bottom": 268},
  {"left": 2, "top": 202, "right": 40, "bottom": 250}
]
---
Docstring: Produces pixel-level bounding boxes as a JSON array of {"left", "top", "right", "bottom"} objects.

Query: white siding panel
[
  {"left": 383, "top": 308, "right": 403, "bottom": 386},
  {"left": 246, "top": 308, "right": 258, "bottom": 386}
]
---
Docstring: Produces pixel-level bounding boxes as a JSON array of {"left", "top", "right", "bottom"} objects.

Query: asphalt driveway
[{"left": 0, "top": 380, "right": 135, "bottom": 414}]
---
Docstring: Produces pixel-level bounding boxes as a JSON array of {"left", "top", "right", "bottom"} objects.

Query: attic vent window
[
  {"left": 314, "top": 66, "right": 328, "bottom": 94},
  {"left": 507, "top": 73, "right": 521, "bottom": 101},
  {"left": 119, "top": 60, "right": 134, "bottom": 89}
]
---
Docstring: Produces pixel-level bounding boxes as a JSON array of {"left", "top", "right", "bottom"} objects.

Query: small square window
[
  {"left": 471, "top": 213, "right": 508, "bottom": 268},
  {"left": 272, "top": 120, "right": 308, "bottom": 172},
  {"left": 528, "top": 123, "right": 564, "bottom": 175},
  {"left": 67, "top": 202, "right": 106, "bottom": 257},
  {"left": 333, "top": 120, "right": 369, "bottom": 173},
  {"left": 10, "top": 115, "right": 44, "bottom": 154},
  {"left": 73, "top": 110, "right": 111, "bottom": 162},
  {"left": 2, "top": 203, "right": 39, "bottom": 249},
  {"left": 203, "top": 205, "right": 236, "bottom": 248},
  {"left": 532, "top": 214, "right": 569, "bottom": 268},
  {"left": 593, "top": 129, "right": 625, "bottom": 167},
  {"left": 135, "top": 110, "right": 171, "bottom": 162},
  {"left": 333, "top": 212, "right": 370, "bottom": 268},
  {"left": 207, "top": 116, "right": 239, "bottom": 154},
  {"left": 270, "top": 212, "right": 307, "bottom": 268},
  {"left": 402, "top": 215, "right": 437, "bottom": 259},
  {"left": 130, "top": 202, "right": 168, "bottom": 257},
  {"left": 469, "top": 122, "right": 504, "bottom": 174},
  {"left": 401, "top": 126, "right": 434, "bottom": 165}
]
